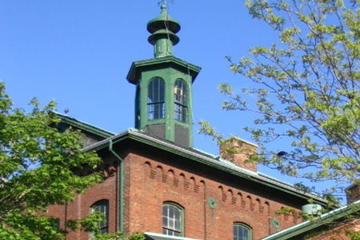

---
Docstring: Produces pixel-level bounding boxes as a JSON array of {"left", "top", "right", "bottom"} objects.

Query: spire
[{"left": 147, "top": 4, "right": 181, "bottom": 58}]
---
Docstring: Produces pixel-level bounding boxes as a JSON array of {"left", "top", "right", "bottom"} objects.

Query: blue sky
[{"left": 0, "top": 1, "right": 335, "bottom": 196}]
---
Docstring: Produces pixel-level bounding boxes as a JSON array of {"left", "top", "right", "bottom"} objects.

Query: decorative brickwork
[
  {"left": 124, "top": 150, "right": 303, "bottom": 240},
  {"left": 44, "top": 137, "right": 310, "bottom": 240},
  {"left": 45, "top": 160, "right": 118, "bottom": 240}
]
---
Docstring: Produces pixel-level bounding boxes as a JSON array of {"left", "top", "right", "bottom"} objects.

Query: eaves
[{"left": 82, "top": 129, "right": 327, "bottom": 205}]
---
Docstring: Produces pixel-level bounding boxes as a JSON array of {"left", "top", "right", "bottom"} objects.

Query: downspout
[
  {"left": 203, "top": 183, "right": 207, "bottom": 240},
  {"left": 109, "top": 139, "right": 125, "bottom": 233},
  {"left": 64, "top": 203, "right": 68, "bottom": 240}
]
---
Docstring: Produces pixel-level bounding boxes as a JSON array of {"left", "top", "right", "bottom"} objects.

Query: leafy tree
[
  {"left": 0, "top": 82, "right": 144, "bottom": 240},
  {"left": 201, "top": 0, "right": 359, "bottom": 192}
]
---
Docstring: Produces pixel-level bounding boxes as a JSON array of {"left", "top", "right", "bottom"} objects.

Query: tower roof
[
  {"left": 147, "top": 4, "right": 181, "bottom": 34},
  {"left": 126, "top": 55, "right": 201, "bottom": 85},
  {"left": 147, "top": 4, "right": 181, "bottom": 48}
]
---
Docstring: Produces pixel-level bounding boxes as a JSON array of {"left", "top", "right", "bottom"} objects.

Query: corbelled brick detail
[
  {"left": 46, "top": 146, "right": 304, "bottom": 240},
  {"left": 220, "top": 137, "right": 258, "bottom": 172},
  {"left": 125, "top": 149, "right": 302, "bottom": 240}
]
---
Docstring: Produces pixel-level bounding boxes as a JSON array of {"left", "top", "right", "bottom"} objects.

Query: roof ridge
[
  {"left": 53, "top": 111, "right": 115, "bottom": 138},
  {"left": 82, "top": 129, "right": 327, "bottom": 205}
]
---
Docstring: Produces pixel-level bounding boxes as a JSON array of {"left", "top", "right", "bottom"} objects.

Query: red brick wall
[
  {"left": 304, "top": 219, "right": 360, "bottom": 240},
  {"left": 45, "top": 157, "right": 118, "bottom": 240},
  {"left": 45, "top": 146, "right": 305, "bottom": 240},
  {"left": 124, "top": 150, "right": 303, "bottom": 240}
]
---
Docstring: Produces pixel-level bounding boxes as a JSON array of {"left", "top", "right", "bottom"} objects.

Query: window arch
[
  {"left": 174, "top": 79, "right": 188, "bottom": 122},
  {"left": 233, "top": 223, "right": 252, "bottom": 240},
  {"left": 162, "top": 202, "right": 184, "bottom": 236},
  {"left": 91, "top": 200, "right": 109, "bottom": 234},
  {"left": 148, "top": 77, "right": 165, "bottom": 120}
]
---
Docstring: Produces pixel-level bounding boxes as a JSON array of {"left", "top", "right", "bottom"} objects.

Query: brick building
[
  {"left": 46, "top": 4, "right": 358, "bottom": 240},
  {"left": 262, "top": 193, "right": 360, "bottom": 240}
]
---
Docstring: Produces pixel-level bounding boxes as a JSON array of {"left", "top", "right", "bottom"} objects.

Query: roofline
[
  {"left": 82, "top": 129, "right": 327, "bottom": 205},
  {"left": 145, "top": 232, "right": 202, "bottom": 240},
  {"left": 53, "top": 112, "right": 115, "bottom": 139},
  {"left": 127, "top": 55, "right": 201, "bottom": 84},
  {"left": 262, "top": 199, "right": 360, "bottom": 240},
  {"left": 81, "top": 129, "right": 130, "bottom": 152}
]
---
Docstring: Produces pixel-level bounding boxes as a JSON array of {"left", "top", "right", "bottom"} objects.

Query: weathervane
[
  {"left": 158, "top": 0, "right": 167, "bottom": 6},
  {"left": 157, "top": 0, "right": 174, "bottom": 7}
]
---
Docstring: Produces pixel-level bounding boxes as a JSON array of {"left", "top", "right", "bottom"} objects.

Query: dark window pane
[
  {"left": 91, "top": 200, "right": 109, "bottom": 234},
  {"left": 174, "top": 79, "right": 187, "bottom": 123},
  {"left": 175, "top": 104, "right": 186, "bottom": 122},
  {"left": 233, "top": 223, "right": 251, "bottom": 240},
  {"left": 148, "top": 77, "right": 165, "bottom": 120},
  {"left": 174, "top": 79, "right": 187, "bottom": 105}
]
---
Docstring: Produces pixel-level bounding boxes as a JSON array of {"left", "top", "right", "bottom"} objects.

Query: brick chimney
[
  {"left": 346, "top": 184, "right": 360, "bottom": 204},
  {"left": 220, "top": 137, "right": 258, "bottom": 172}
]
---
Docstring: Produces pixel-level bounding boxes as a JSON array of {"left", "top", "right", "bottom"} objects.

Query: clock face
[{"left": 208, "top": 197, "right": 217, "bottom": 209}]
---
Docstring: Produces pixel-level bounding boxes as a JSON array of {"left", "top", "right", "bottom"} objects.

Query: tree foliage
[
  {"left": 202, "top": 0, "right": 360, "bottom": 187},
  {"left": 0, "top": 82, "right": 143, "bottom": 240}
]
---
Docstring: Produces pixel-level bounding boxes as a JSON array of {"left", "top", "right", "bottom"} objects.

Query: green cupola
[{"left": 127, "top": 4, "right": 201, "bottom": 148}]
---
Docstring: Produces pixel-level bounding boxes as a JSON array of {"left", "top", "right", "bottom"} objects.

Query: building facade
[
  {"left": 262, "top": 198, "right": 360, "bottom": 240},
  {"left": 46, "top": 5, "right": 335, "bottom": 240}
]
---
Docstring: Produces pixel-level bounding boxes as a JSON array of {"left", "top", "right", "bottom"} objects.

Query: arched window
[
  {"left": 233, "top": 223, "right": 252, "bottom": 240},
  {"left": 162, "top": 202, "right": 184, "bottom": 236},
  {"left": 148, "top": 77, "right": 165, "bottom": 120},
  {"left": 174, "top": 79, "right": 187, "bottom": 122},
  {"left": 91, "top": 200, "right": 109, "bottom": 234}
]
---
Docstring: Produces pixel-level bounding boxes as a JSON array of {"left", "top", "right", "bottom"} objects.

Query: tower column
[{"left": 154, "top": 38, "right": 173, "bottom": 58}]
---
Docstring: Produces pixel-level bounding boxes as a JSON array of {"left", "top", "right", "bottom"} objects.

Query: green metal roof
[
  {"left": 148, "top": 28, "right": 179, "bottom": 45},
  {"left": 262, "top": 199, "right": 360, "bottom": 240},
  {"left": 54, "top": 112, "right": 114, "bottom": 139},
  {"left": 147, "top": 4, "right": 181, "bottom": 34},
  {"left": 82, "top": 128, "right": 327, "bottom": 205},
  {"left": 127, "top": 56, "right": 201, "bottom": 84},
  {"left": 145, "top": 232, "right": 202, "bottom": 240}
]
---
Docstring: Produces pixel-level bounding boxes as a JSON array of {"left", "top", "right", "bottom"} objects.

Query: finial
[
  {"left": 148, "top": 1, "right": 180, "bottom": 57},
  {"left": 160, "top": 3, "right": 167, "bottom": 12},
  {"left": 158, "top": 0, "right": 168, "bottom": 9}
]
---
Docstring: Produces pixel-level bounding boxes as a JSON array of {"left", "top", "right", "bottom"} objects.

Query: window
[
  {"left": 233, "top": 223, "right": 252, "bottom": 240},
  {"left": 162, "top": 202, "right": 183, "bottom": 236},
  {"left": 174, "top": 79, "right": 187, "bottom": 122},
  {"left": 91, "top": 200, "right": 109, "bottom": 234},
  {"left": 148, "top": 77, "right": 165, "bottom": 120}
]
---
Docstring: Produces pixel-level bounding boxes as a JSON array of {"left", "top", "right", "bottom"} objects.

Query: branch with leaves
[
  {"left": 0, "top": 82, "right": 143, "bottom": 239},
  {"left": 203, "top": 0, "right": 360, "bottom": 186}
]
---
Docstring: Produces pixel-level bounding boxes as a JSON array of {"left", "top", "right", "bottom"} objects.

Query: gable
[{"left": 53, "top": 112, "right": 114, "bottom": 147}]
